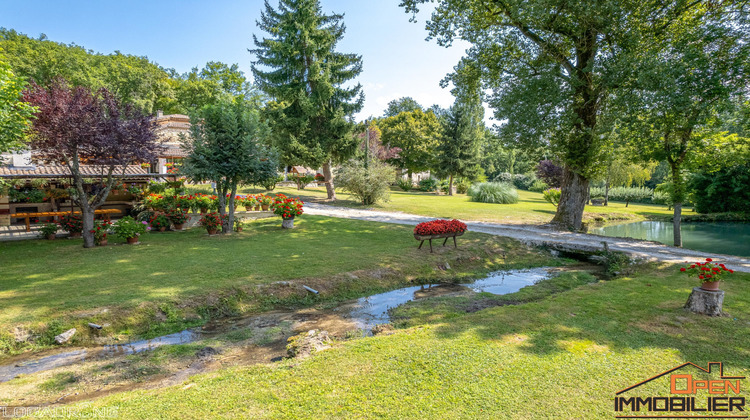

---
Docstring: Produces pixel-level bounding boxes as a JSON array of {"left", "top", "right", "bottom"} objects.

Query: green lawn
[
  {"left": 261, "top": 186, "right": 676, "bottom": 225},
  {"left": 0, "top": 215, "right": 554, "bottom": 354},
  {"left": 69, "top": 264, "right": 750, "bottom": 419}
]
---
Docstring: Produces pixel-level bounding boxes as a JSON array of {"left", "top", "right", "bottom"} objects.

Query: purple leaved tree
[{"left": 24, "top": 79, "right": 161, "bottom": 248}]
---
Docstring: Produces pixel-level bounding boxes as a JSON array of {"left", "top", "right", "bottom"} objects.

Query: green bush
[
  {"left": 589, "top": 186, "right": 653, "bottom": 206},
  {"left": 293, "top": 174, "right": 315, "bottom": 190},
  {"left": 689, "top": 166, "right": 750, "bottom": 214},
  {"left": 467, "top": 182, "right": 519, "bottom": 204},
  {"left": 455, "top": 178, "right": 472, "bottom": 194},
  {"left": 396, "top": 178, "right": 413, "bottom": 191},
  {"left": 259, "top": 175, "right": 283, "bottom": 191},
  {"left": 528, "top": 179, "right": 549, "bottom": 193},
  {"left": 335, "top": 160, "right": 397, "bottom": 205},
  {"left": 418, "top": 178, "right": 438, "bottom": 192},
  {"left": 543, "top": 188, "right": 561, "bottom": 207}
]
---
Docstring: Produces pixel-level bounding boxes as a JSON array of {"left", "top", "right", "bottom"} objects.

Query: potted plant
[
  {"left": 199, "top": 212, "right": 225, "bottom": 235},
  {"left": 167, "top": 209, "right": 189, "bottom": 230},
  {"left": 112, "top": 216, "right": 150, "bottom": 244},
  {"left": 150, "top": 214, "right": 171, "bottom": 232},
  {"left": 59, "top": 213, "right": 83, "bottom": 238},
  {"left": 271, "top": 194, "right": 304, "bottom": 229},
  {"left": 91, "top": 220, "right": 111, "bottom": 246},
  {"left": 234, "top": 219, "right": 244, "bottom": 232},
  {"left": 681, "top": 258, "right": 734, "bottom": 291},
  {"left": 258, "top": 194, "right": 274, "bottom": 211},
  {"left": 39, "top": 223, "right": 58, "bottom": 240}
]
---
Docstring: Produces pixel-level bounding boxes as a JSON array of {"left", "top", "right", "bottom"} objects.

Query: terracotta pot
[
  {"left": 126, "top": 236, "right": 139, "bottom": 245},
  {"left": 159, "top": 227, "right": 166, "bottom": 232},
  {"left": 70, "top": 232, "right": 82, "bottom": 238},
  {"left": 282, "top": 217, "right": 295, "bottom": 229},
  {"left": 261, "top": 205, "right": 270, "bottom": 211},
  {"left": 46, "top": 234, "right": 56, "bottom": 240},
  {"left": 245, "top": 206, "right": 252, "bottom": 211},
  {"left": 97, "top": 239, "right": 108, "bottom": 246},
  {"left": 207, "top": 228, "right": 218, "bottom": 235},
  {"left": 200, "top": 208, "right": 208, "bottom": 214},
  {"left": 255, "top": 206, "right": 261, "bottom": 211},
  {"left": 174, "top": 223, "right": 184, "bottom": 230},
  {"left": 700, "top": 280, "right": 721, "bottom": 291}
]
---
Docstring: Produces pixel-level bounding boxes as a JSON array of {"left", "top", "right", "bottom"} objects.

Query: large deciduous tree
[
  {"left": 251, "top": 0, "right": 364, "bottom": 200},
  {"left": 378, "top": 108, "right": 441, "bottom": 178},
  {"left": 24, "top": 79, "right": 160, "bottom": 248},
  {"left": 183, "top": 98, "right": 278, "bottom": 234},
  {"left": 399, "top": 0, "right": 712, "bottom": 230},
  {"left": 616, "top": 19, "right": 749, "bottom": 247},
  {"left": 384, "top": 97, "right": 423, "bottom": 117},
  {"left": 0, "top": 54, "right": 36, "bottom": 154},
  {"left": 434, "top": 94, "right": 484, "bottom": 195}
]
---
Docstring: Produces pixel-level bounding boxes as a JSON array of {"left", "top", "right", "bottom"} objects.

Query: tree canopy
[
  {"left": 378, "top": 108, "right": 441, "bottom": 176},
  {"left": 0, "top": 53, "right": 36, "bottom": 154}
]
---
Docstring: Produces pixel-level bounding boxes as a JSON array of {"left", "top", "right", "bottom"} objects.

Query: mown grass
[
  {"left": 257, "top": 186, "right": 677, "bottom": 225},
  {"left": 0, "top": 215, "right": 556, "bottom": 355},
  {"left": 68, "top": 265, "right": 750, "bottom": 419}
]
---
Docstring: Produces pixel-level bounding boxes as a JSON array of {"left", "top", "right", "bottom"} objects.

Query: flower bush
[
  {"left": 271, "top": 194, "right": 304, "bottom": 218},
  {"left": 238, "top": 195, "right": 258, "bottom": 209},
  {"left": 112, "top": 216, "right": 150, "bottom": 239},
  {"left": 680, "top": 258, "right": 734, "bottom": 283},
  {"left": 166, "top": 209, "right": 189, "bottom": 225},
  {"left": 175, "top": 195, "right": 193, "bottom": 211},
  {"left": 39, "top": 222, "right": 59, "bottom": 237},
  {"left": 59, "top": 213, "right": 83, "bottom": 234},
  {"left": 413, "top": 219, "right": 468, "bottom": 236},
  {"left": 258, "top": 194, "right": 274, "bottom": 207},
  {"left": 149, "top": 214, "right": 171, "bottom": 230},
  {"left": 192, "top": 194, "right": 217, "bottom": 211},
  {"left": 143, "top": 193, "right": 166, "bottom": 210},
  {"left": 90, "top": 220, "right": 111, "bottom": 245},
  {"left": 199, "top": 212, "right": 225, "bottom": 231}
]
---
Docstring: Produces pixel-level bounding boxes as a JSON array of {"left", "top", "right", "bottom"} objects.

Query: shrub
[
  {"left": 535, "top": 160, "right": 563, "bottom": 188},
  {"left": 39, "top": 223, "right": 59, "bottom": 237},
  {"left": 112, "top": 216, "right": 150, "bottom": 239},
  {"left": 335, "top": 160, "right": 397, "bottom": 205},
  {"left": 651, "top": 190, "right": 671, "bottom": 206},
  {"left": 543, "top": 188, "right": 561, "bottom": 207},
  {"left": 167, "top": 209, "right": 189, "bottom": 225},
  {"left": 396, "top": 178, "right": 413, "bottom": 191},
  {"left": 260, "top": 175, "right": 283, "bottom": 191},
  {"left": 271, "top": 194, "right": 304, "bottom": 218},
  {"left": 528, "top": 179, "right": 549, "bottom": 192},
  {"left": 689, "top": 166, "right": 750, "bottom": 214},
  {"left": 293, "top": 174, "right": 315, "bottom": 190},
  {"left": 146, "top": 180, "right": 167, "bottom": 194},
  {"left": 589, "top": 186, "right": 653, "bottom": 206},
  {"left": 455, "top": 178, "right": 472, "bottom": 194},
  {"left": 59, "top": 213, "right": 83, "bottom": 234},
  {"left": 413, "top": 219, "right": 468, "bottom": 236},
  {"left": 511, "top": 173, "right": 537, "bottom": 191},
  {"left": 494, "top": 172, "right": 513, "bottom": 184},
  {"left": 467, "top": 182, "right": 519, "bottom": 204},
  {"left": 418, "top": 178, "right": 438, "bottom": 192}
]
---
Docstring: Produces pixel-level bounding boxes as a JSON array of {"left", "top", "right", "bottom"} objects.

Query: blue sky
[{"left": 2, "top": 0, "right": 476, "bottom": 121}]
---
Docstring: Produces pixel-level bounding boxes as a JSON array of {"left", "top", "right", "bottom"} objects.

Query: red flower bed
[{"left": 413, "top": 219, "right": 468, "bottom": 236}]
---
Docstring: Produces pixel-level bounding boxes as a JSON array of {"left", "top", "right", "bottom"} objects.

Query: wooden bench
[{"left": 14, "top": 209, "right": 122, "bottom": 232}]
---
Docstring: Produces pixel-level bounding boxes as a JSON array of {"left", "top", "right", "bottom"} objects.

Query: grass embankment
[
  {"left": 261, "top": 186, "right": 676, "bottom": 225},
  {"left": 69, "top": 265, "right": 750, "bottom": 419},
  {"left": 0, "top": 215, "right": 556, "bottom": 355}
]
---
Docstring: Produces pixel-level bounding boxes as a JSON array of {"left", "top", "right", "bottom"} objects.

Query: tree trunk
[
  {"left": 81, "top": 206, "right": 95, "bottom": 248},
  {"left": 448, "top": 174, "right": 455, "bottom": 196},
  {"left": 604, "top": 180, "right": 610, "bottom": 206},
  {"left": 322, "top": 161, "right": 336, "bottom": 201},
  {"left": 551, "top": 167, "right": 589, "bottom": 231},
  {"left": 673, "top": 201, "right": 683, "bottom": 248},
  {"left": 224, "top": 183, "right": 237, "bottom": 234}
]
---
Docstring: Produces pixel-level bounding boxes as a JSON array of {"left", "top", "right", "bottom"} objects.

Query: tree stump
[{"left": 684, "top": 287, "right": 725, "bottom": 316}]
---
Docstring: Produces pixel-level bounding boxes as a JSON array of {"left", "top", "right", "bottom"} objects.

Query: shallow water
[
  {"left": 0, "top": 268, "right": 551, "bottom": 382},
  {"left": 591, "top": 221, "right": 750, "bottom": 257}
]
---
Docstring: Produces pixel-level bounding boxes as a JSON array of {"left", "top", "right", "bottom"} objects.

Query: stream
[{"left": 0, "top": 267, "right": 552, "bottom": 383}]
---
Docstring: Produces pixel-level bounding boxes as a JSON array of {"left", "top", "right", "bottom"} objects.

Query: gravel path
[{"left": 305, "top": 203, "right": 750, "bottom": 273}]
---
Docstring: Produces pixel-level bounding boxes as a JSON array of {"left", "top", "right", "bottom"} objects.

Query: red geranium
[
  {"left": 681, "top": 258, "right": 733, "bottom": 284},
  {"left": 414, "top": 219, "right": 468, "bottom": 236}
]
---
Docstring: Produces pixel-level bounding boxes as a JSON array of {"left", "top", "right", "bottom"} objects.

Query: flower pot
[
  {"left": 700, "top": 280, "right": 721, "bottom": 291},
  {"left": 207, "top": 228, "right": 218, "bottom": 235},
  {"left": 282, "top": 217, "right": 295, "bottom": 229},
  {"left": 159, "top": 227, "right": 166, "bottom": 232},
  {"left": 200, "top": 208, "right": 208, "bottom": 214},
  {"left": 69, "top": 232, "right": 82, "bottom": 238},
  {"left": 174, "top": 223, "right": 184, "bottom": 231},
  {"left": 245, "top": 206, "right": 252, "bottom": 212},
  {"left": 46, "top": 234, "right": 56, "bottom": 240},
  {"left": 97, "top": 239, "right": 108, "bottom": 246},
  {"left": 255, "top": 206, "right": 261, "bottom": 211},
  {"left": 126, "top": 236, "right": 139, "bottom": 245},
  {"left": 261, "top": 205, "right": 270, "bottom": 211}
]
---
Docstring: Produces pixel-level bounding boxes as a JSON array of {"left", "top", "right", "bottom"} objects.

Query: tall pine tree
[
  {"left": 251, "top": 0, "right": 364, "bottom": 200},
  {"left": 435, "top": 94, "right": 483, "bottom": 195}
]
